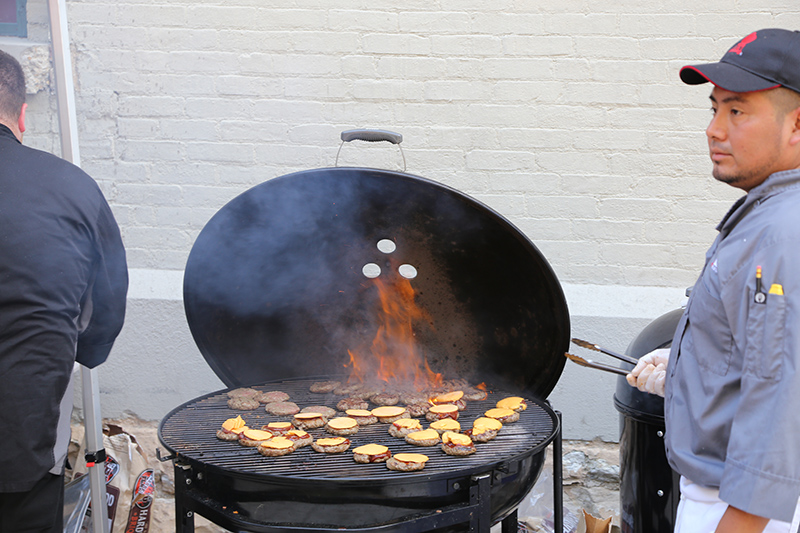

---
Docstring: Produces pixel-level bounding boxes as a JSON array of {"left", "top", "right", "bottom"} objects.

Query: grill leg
[
  {"left": 469, "top": 473, "right": 493, "bottom": 533},
  {"left": 501, "top": 509, "right": 518, "bottom": 533},
  {"left": 553, "top": 411, "right": 564, "bottom": 533},
  {"left": 173, "top": 464, "right": 195, "bottom": 533}
]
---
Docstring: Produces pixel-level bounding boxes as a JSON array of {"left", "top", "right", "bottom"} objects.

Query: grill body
[
  {"left": 159, "top": 379, "right": 559, "bottom": 531},
  {"left": 167, "top": 166, "right": 570, "bottom": 532}
]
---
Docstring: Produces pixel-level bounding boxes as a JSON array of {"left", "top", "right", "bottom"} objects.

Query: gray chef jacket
[{"left": 665, "top": 168, "right": 800, "bottom": 522}]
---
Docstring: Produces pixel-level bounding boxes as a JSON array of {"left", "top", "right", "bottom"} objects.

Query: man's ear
[
  {"left": 785, "top": 105, "right": 800, "bottom": 150},
  {"left": 17, "top": 103, "right": 26, "bottom": 135}
]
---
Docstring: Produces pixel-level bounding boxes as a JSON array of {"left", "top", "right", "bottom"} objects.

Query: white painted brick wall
[{"left": 15, "top": 0, "right": 798, "bottom": 283}]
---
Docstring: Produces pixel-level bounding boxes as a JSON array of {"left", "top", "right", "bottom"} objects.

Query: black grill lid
[{"left": 183, "top": 167, "right": 570, "bottom": 399}]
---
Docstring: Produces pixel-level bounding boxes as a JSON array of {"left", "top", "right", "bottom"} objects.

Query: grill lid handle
[
  {"left": 336, "top": 129, "right": 406, "bottom": 171},
  {"left": 340, "top": 129, "right": 403, "bottom": 144}
]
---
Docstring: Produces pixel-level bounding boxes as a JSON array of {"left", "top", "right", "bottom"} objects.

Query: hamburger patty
[
  {"left": 215, "top": 429, "right": 240, "bottom": 441},
  {"left": 463, "top": 387, "right": 488, "bottom": 401},
  {"left": 352, "top": 444, "right": 391, "bottom": 464},
  {"left": 309, "top": 380, "right": 340, "bottom": 393},
  {"left": 292, "top": 414, "right": 327, "bottom": 430},
  {"left": 345, "top": 409, "right": 378, "bottom": 425},
  {"left": 405, "top": 402, "right": 430, "bottom": 417},
  {"left": 264, "top": 401, "right": 300, "bottom": 416},
  {"left": 227, "top": 387, "right": 259, "bottom": 399},
  {"left": 301, "top": 405, "right": 337, "bottom": 418},
  {"left": 311, "top": 438, "right": 350, "bottom": 454},
  {"left": 370, "top": 392, "right": 399, "bottom": 406},
  {"left": 387, "top": 454, "right": 428, "bottom": 472},
  {"left": 337, "top": 397, "right": 368, "bottom": 411},
  {"left": 259, "top": 390, "right": 290, "bottom": 404},
  {"left": 227, "top": 397, "right": 260, "bottom": 410},
  {"left": 442, "top": 442, "right": 476, "bottom": 456}
]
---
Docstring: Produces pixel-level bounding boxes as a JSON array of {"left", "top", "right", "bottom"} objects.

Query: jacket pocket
[{"left": 744, "top": 289, "right": 786, "bottom": 380}]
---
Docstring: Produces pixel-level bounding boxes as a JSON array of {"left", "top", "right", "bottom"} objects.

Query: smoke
[{"left": 183, "top": 167, "right": 568, "bottom": 397}]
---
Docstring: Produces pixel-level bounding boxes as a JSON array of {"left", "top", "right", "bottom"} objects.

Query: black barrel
[{"left": 614, "top": 308, "right": 683, "bottom": 533}]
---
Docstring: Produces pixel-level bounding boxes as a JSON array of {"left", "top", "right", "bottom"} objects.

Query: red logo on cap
[{"left": 729, "top": 32, "right": 757, "bottom": 56}]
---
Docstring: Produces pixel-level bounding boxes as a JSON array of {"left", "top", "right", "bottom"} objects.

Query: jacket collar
[
  {"left": 0, "top": 123, "right": 21, "bottom": 144},
  {"left": 717, "top": 168, "right": 800, "bottom": 234}
]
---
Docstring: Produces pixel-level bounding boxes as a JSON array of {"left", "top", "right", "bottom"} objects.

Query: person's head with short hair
[
  {"left": 0, "top": 49, "right": 27, "bottom": 141},
  {"left": 680, "top": 29, "right": 800, "bottom": 191}
]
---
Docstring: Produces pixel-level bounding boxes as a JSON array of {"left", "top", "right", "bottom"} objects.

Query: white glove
[{"left": 626, "top": 348, "right": 670, "bottom": 397}]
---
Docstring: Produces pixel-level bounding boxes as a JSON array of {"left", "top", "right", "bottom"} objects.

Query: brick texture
[{"left": 17, "top": 1, "right": 787, "bottom": 288}]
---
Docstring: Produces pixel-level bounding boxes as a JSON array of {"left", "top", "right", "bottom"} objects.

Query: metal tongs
[{"left": 564, "top": 338, "right": 639, "bottom": 376}]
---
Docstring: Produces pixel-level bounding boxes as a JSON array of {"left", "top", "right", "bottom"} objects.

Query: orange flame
[
  {"left": 473, "top": 382, "right": 489, "bottom": 400},
  {"left": 345, "top": 264, "right": 439, "bottom": 390}
]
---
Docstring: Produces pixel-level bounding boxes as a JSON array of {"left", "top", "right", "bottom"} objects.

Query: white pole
[
  {"left": 46, "top": 2, "right": 107, "bottom": 532},
  {"left": 46, "top": 0, "right": 80, "bottom": 164},
  {"left": 80, "top": 366, "right": 108, "bottom": 533}
]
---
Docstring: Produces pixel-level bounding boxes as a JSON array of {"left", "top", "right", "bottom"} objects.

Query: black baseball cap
[{"left": 680, "top": 28, "right": 800, "bottom": 94}]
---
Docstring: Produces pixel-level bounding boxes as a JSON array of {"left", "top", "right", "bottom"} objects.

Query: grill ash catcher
[{"left": 159, "top": 131, "right": 571, "bottom": 532}]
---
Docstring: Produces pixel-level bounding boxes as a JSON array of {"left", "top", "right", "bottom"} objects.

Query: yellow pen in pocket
[{"left": 769, "top": 283, "right": 784, "bottom": 295}]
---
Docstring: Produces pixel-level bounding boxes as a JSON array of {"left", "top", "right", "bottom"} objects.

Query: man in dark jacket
[{"left": 0, "top": 49, "right": 128, "bottom": 532}]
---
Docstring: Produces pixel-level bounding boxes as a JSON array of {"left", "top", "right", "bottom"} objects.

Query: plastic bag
[
  {"left": 71, "top": 424, "right": 155, "bottom": 533},
  {"left": 518, "top": 470, "right": 580, "bottom": 533}
]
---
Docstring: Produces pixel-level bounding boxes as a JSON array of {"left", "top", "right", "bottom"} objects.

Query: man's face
[{"left": 706, "top": 87, "right": 797, "bottom": 191}]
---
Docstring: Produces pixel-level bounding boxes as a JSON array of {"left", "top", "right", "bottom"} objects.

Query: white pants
[{"left": 675, "top": 477, "right": 800, "bottom": 533}]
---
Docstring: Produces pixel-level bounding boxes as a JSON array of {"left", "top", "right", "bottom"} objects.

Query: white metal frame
[{"left": 46, "top": 1, "right": 108, "bottom": 532}]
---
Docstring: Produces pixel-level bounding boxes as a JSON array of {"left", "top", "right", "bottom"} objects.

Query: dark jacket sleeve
[{"left": 75, "top": 201, "right": 128, "bottom": 368}]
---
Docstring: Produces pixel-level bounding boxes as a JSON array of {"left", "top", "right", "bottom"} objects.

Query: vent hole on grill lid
[
  {"left": 398, "top": 264, "right": 417, "bottom": 279},
  {"left": 362, "top": 263, "right": 381, "bottom": 278},
  {"left": 377, "top": 239, "right": 396, "bottom": 254}
]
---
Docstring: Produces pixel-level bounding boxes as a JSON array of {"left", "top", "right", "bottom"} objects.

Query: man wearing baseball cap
[{"left": 627, "top": 29, "right": 800, "bottom": 532}]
